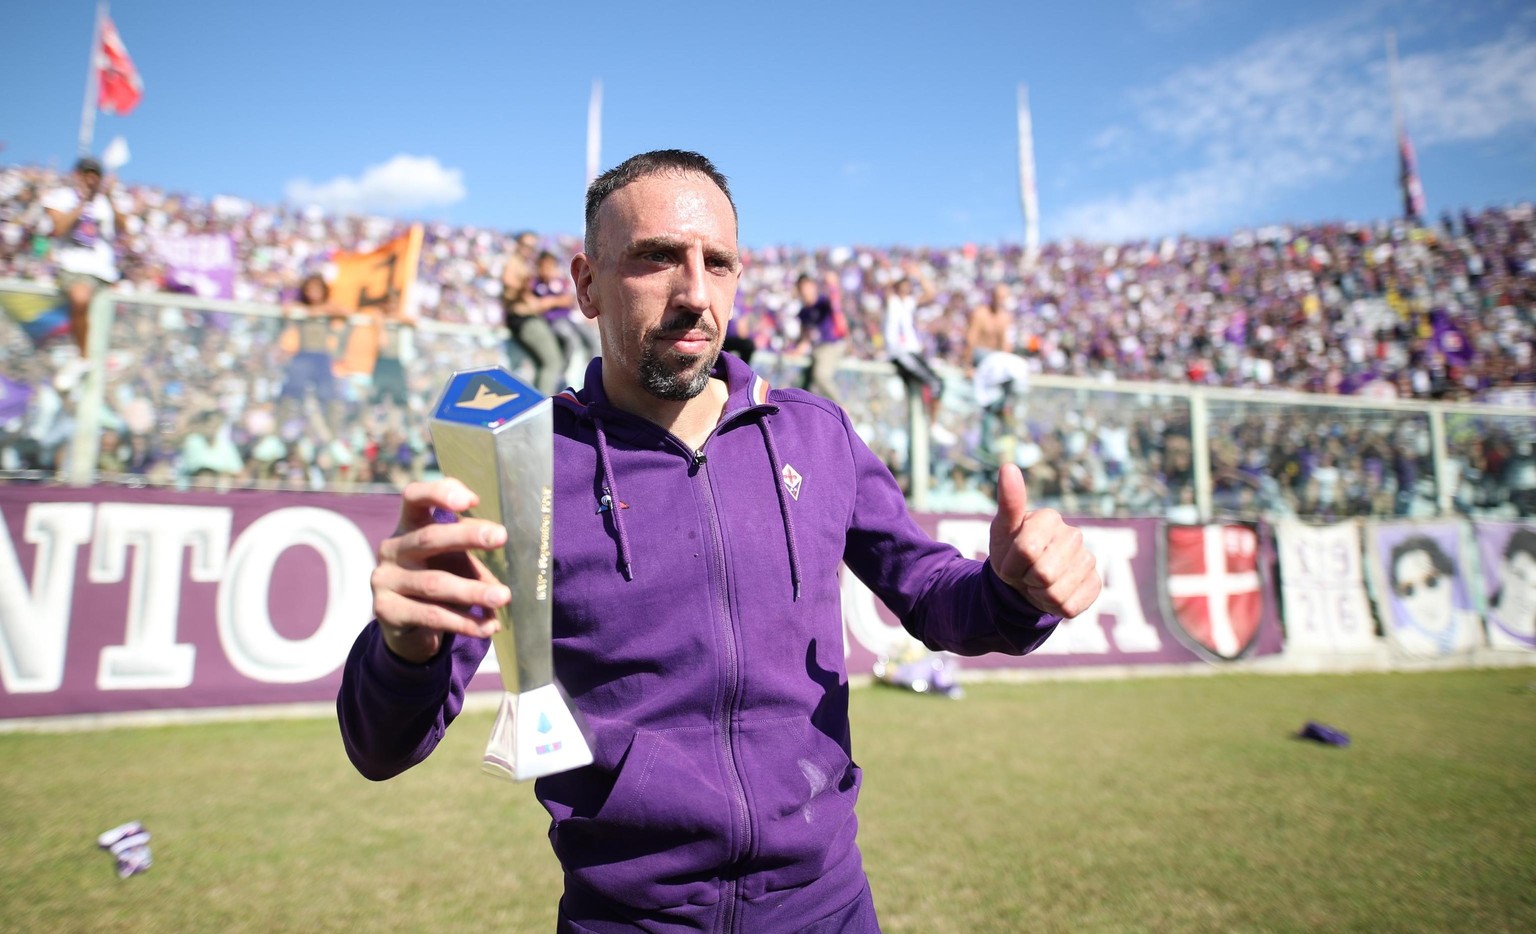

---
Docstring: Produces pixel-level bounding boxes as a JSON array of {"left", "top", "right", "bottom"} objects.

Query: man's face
[
  {"left": 1393, "top": 548, "right": 1453, "bottom": 633},
  {"left": 1498, "top": 551, "right": 1536, "bottom": 634},
  {"left": 574, "top": 172, "right": 740, "bottom": 402},
  {"left": 77, "top": 169, "right": 103, "bottom": 196},
  {"left": 796, "top": 278, "right": 818, "bottom": 304}
]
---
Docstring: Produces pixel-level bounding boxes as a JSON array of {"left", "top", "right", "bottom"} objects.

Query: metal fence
[{"left": 3, "top": 279, "right": 1533, "bottom": 522}]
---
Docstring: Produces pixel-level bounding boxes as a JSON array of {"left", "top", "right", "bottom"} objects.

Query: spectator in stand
[
  {"left": 795, "top": 272, "right": 845, "bottom": 401},
  {"left": 535, "top": 249, "right": 596, "bottom": 386},
  {"left": 501, "top": 251, "right": 563, "bottom": 395},
  {"left": 279, "top": 273, "right": 347, "bottom": 404},
  {"left": 883, "top": 271, "right": 943, "bottom": 420}
]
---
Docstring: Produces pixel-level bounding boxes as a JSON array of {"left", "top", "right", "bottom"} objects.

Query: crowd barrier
[
  {"left": 1, "top": 485, "right": 1531, "bottom": 724},
  {"left": 2, "top": 282, "right": 1534, "bottom": 724}
]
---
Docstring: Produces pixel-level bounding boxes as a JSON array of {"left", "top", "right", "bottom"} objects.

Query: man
[
  {"left": 966, "top": 283, "right": 1032, "bottom": 456},
  {"left": 1487, "top": 528, "right": 1536, "bottom": 650},
  {"left": 536, "top": 249, "right": 599, "bottom": 385},
  {"left": 883, "top": 272, "right": 943, "bottom": 420},
  {"left": 1386, "top": 534, "right": 1481, "bottom": 656},
  {"left": 42, "top": 156, "right": 127, "bottom": 389},
  {"left": 338, "top": 150, "right": 1101, "bottom": 932},
  {"left": 502, "top": 251, "right": 564, "bottom": 395},
  {"left": 795, "top": 272, "right": 845, "bottom": 401}
]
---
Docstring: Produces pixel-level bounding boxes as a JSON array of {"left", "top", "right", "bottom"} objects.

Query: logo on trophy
[{"left": 430, "top": 367, "right": 593, "bottom": 781}]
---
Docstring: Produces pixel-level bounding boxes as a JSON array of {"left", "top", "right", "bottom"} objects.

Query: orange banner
[{"left": 326, "top": 225, "right": 422, "bottom": 376}]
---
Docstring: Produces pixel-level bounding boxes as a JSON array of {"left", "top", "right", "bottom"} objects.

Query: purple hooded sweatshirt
[{"left": 338, "top": 352, "right": 1060, "bottom": 933}]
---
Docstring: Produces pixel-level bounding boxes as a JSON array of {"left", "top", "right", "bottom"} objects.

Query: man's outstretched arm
[{"left": 337, "top": 480, "right": 509, "bottom": 780}]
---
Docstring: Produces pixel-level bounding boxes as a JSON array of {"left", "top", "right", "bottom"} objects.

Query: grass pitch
[{"left": 2, "top": 668, "right": 1533, "bottom": 932}]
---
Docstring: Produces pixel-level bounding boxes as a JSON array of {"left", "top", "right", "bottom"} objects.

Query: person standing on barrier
[
  {"left": 967, "top": 283, "right": 1031, "bottom": 458},
  {"left": 42, "top": 156, "right": 127, "bottom": 391},
  {"left": 501, "top": 251, "right": 564, "bottom": 396},
  {"left": 795, "top": 271, "right": 846, "bottom": 401},
  {"left": 536, "top": 249, "right": 598, "bottom": 385},
  {"left": 338, "top": 149, "right": 1101, "bottom": 933},
  {"left": 884, "top": 271, "right": 943, "bottom": 421}
]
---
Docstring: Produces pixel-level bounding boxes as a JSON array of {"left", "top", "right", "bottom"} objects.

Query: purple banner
[
  {"left": 148, "top": 233, "right": 237, "bottom": 299},
  {"left": 0, "top": 487, "right": 405, "bottom": 718},
  {"left": 1, "top": 491, "right": 1283, "bottom": 722},
  {"left": 842, "top": 516, "right": 1283, "bottom": 673}
]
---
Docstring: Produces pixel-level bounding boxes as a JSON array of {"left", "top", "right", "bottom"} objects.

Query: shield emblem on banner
[{"left": 1162, "top": 524, "right": 1265, "bottom": 661}]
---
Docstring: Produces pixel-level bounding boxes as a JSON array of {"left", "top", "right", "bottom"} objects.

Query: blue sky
[{"left": 3, "top": 0, "right": 1533, "bottom": 248}]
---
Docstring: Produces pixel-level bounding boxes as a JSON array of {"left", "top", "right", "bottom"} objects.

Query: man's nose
[{"left": 672, "top": 250, "right": 711, "bottom": 312}]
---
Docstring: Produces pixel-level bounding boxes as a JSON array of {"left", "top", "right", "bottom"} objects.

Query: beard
[{"left": 637, "top": 318, "right": 722, "bottom": 401}]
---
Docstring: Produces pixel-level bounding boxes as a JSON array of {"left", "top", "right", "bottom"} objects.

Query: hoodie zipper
[{"left": 693, "top": 445, "right": 752, "bottom": 933}]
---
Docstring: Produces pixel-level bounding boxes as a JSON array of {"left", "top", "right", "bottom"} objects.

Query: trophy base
[{"left": 482, "top": 684, "right": 594, "bottom": 782}]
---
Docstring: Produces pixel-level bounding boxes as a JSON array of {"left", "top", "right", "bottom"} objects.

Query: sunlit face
[
  {"left": 574, "top": 172, "right": 740, "bottom": 403},
  {"left": 1497, "top": 551, "right": 1536, "bottom": 634},
  {"left": 1393, "top": 548, "right": 1453, "bottom": 633}
]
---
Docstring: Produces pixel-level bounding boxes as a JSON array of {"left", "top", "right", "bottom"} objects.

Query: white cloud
[
  {"left": 1058, "top": 11, "right": 1536, "bottom": 241},
  {"left": 285, "top": 154, "right": 466, "bottom": 215}
]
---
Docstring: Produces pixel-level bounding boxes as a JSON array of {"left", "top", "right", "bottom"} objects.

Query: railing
[{"left": 3, "top": 278, "right": 1533, "bottom": 521}]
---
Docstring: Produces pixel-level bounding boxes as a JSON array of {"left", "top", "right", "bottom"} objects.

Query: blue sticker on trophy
[{"left": 432, "top": 367, "right": 544, "bottom": 428}]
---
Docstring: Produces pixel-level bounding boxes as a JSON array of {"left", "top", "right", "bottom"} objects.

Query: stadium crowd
[{"left": 1, "top": 163, "right": 1532, "bottom": 518}]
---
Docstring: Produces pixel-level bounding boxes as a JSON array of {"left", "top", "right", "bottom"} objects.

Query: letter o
[{"left": 216, "top": 507, "right": 373, "bottom": 684}]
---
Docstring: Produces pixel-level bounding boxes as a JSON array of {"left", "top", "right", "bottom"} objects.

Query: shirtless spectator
[{"left": 967, "top": 283, "right": 1033, "bottom": 454}]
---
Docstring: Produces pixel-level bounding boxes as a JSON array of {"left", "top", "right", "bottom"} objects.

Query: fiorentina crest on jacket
[
  {"left": 1162, "top": 523, "right": 1265, "bottom": 661},
  {"left": 781, "top": 463, "right": 803, "bottom": 501}
]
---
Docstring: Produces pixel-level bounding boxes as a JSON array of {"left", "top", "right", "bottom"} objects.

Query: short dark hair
[
  {"left": 1389, "top": 534, "right": 1456, "bottom": 588},
  {"left": 1492, "top": 528, "right": 1536, "bottom": 611},
  {"left": 584, "top": 150, "right": 736, "bottom": 256}
]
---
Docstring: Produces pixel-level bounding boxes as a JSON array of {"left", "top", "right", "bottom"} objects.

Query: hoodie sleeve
[
  {"left": 336, "top": 622, "right": 492, "bottom": 781},
  {"left": 837, "top": 407, "right": 1059, "bottom": 656}
]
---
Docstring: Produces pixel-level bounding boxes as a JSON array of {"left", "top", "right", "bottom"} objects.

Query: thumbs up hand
[{"left": 988, "top": 463, "right": 1102, "bottom": 619}]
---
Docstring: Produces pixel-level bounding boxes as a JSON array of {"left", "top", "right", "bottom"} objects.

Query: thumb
[{"left": 991, "top": 463, "right": 1030, "bottom": 541}]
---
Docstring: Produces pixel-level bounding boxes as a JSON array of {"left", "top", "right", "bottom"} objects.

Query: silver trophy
[{"left": 429, "top": 366, "right": 593, "bottom": 782}]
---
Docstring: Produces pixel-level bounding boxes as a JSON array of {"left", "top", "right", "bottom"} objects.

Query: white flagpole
[
  {"left": 78, "top": 1, "right": 107, "bottom": 156},
  {"left": 586, "top": 79, "right": 603, "bottom": 187},
  {"left": 1016, "top": 83, "right": 1040, "bottom": 268}
]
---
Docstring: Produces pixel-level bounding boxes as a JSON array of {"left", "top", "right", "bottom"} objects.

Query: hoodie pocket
[
  {"left": 735, "top": 715, "right": 862, "bottom": 899},
  {"left": 551, "top": 725, "right": 733, "bottom": 912}
]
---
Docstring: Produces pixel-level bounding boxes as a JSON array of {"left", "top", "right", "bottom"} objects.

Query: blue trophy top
[{"left": 432, "top": 367, "right": 545, "bottom": 430}]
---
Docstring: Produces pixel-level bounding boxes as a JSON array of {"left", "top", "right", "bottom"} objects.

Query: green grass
[{"left": 2, "top": 669, "right": 1533, "bottom": 932}]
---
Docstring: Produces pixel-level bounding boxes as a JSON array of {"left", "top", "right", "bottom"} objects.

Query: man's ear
[{"left": 572, "top": 253, "right": 599, "bottom": 320}]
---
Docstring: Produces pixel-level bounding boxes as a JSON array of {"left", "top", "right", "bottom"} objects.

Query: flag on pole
[
  {"left": 1016, "top": 84, "right": 1040, "bottom": 268},
  {"left": 586, "top": 79, "right": 603, "bottom": 187},
  {"left": 97, "top": 14, "right": 143, "bottom": 116},
  {"left": 1398, "top": 129, "right": 1426, "bottom": 222}
]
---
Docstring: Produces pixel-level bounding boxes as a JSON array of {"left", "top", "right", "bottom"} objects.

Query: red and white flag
[{"left": 97, "top": 15, "right": 142, "bottom": 116}]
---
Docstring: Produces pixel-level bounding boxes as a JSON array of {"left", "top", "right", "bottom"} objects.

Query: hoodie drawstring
[
  {"left": 757, "top": 419, "right": 803, "bottom": 601},
  {"left": 591, "top": 415, "right": 635, "bottom": 582}
]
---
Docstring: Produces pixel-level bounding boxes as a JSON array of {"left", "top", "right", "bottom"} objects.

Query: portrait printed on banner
[
  {"left": 1474, "top": 522, "right": 1536, "bottom": 652},
  {"left": 1368, "top": 522, "right": 1483, "bottom": 658}
]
